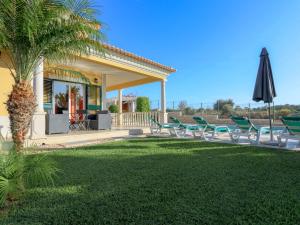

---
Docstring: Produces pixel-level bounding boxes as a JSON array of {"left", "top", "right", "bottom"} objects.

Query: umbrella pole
[{"left": 268, "top": 102, "right": 274, "bottom": 141}]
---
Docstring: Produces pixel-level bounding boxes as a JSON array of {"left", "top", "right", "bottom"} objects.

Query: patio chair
[
  {"left": 192, "top": 116, "right": 229, "bottom": 140},
  {"left": 149, "top": 116, "right": 178, "bottom": 136},
  {"left": 169, "top": 116, "right": 201, "bottom": 138},
  {"left": 69, "top": 110, "right": 90, "bottom": 131},
  {"left": 278, "top": 116, "right": 300, "bottom": 148},
  {"left": 77, "top": 110, "right": 90, "bottom": 130},
  {"left": 230, "top": 116, "right": 261, "bottom": 144}
]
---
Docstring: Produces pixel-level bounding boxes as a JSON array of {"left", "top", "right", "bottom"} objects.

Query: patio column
[
  {"left": 131, "top": 100, "right": 136, "bottom": 112},
  {"left": 118, "top": 89, "right": 123, "bottom": 126},
  {"left": 30, "top": 57, "right": 46, "bottom": 140},
  {"left": 160, "top": 79, "right": 167, "bottom": 123},
  {"left": 101, "top": 74, "right": 107, "bottom": 110}
]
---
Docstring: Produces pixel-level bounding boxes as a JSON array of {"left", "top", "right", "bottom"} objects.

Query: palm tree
[{"left": 0, "top": 0, "right": 104, "bottom": 150}]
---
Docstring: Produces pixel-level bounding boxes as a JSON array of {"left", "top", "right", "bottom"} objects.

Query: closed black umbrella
[{"left": 253, "top": 47, "right": 277, "bottom": 141}]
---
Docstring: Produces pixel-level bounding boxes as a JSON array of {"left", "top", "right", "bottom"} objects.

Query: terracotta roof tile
[{"left": 102, "top": 43, "right": 176, "bottom": 73}]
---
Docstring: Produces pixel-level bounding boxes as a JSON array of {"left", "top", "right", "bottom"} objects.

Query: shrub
[
  {"left": 278, "top": 109, "right": 292, "bottom": 117},
  {"left": 0, "top": 151, "right": 58, "bottom": 207},
  {"left": 136, "top": 97, "right": 150, "bottom": 112},
  {"left": 108, "top": 104, "right": 119, "bottom": 113}
]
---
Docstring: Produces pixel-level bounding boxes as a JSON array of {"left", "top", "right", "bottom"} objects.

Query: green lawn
[{"left": 1, "top": 138, "right": 300, "bottom": 225}]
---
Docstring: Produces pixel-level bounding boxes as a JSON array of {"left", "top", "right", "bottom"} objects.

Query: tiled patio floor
[{"left": 26, "top": 127, "right": 148, "bottom": 148}]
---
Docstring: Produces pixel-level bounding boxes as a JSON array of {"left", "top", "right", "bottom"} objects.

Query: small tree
[
  {"left": 178, "top": 100, "right": 188, "bottom": 111},
  {"left": 136, "top": 97, "right": 150, "bottom": 112},
  {"left": 108, "top": 104, "right": 119, "bottom": 113},
  {"left": 213, "top": 99, "right": 234, "bottom": 111},
  {"left": 214, "top": 99, "right": 235, "bottom": 117},
  {"left": 184, "top": 107, "right": 196, "bottom": 115},
  {"left": 0, "top": 0, "right": 104, "bottom": 150}
]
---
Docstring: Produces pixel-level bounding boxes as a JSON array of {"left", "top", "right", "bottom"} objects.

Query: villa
[{"left": 0, "top": 44, "right": 176, "bottom": 140}]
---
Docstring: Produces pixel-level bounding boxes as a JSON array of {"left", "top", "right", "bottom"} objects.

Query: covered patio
[{"left": 29, "top": 44, "right": 176, "bottom": 140}]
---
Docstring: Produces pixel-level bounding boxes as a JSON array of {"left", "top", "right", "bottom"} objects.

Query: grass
[{"left": 0, "top": 138, "right": 300, "bottom": 225}]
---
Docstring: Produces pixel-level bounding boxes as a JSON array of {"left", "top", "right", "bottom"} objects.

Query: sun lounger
[
  {"left": 192, "top": 116, "right": 229, "bottom": 140},
  {"left": 278, "top": 116, "right": 300, "bottom": 148},
  {"left": 149, "top": 116, "right": 179, "bottom": 136},
  {"left": 230, "top": 116, "right": 261, "bottom": 144},
  {"left": 169, "top": 116, "right": 201, "bottom": 138}
]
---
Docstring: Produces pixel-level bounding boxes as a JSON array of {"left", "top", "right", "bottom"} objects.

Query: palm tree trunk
[{"left": 6, "top": 81, "right": 37, "bottom": 151}]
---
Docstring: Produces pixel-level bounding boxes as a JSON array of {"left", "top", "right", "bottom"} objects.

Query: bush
[
  {"left": 136, "top": 97, "right": 150, "bottom": 112},
  {"left": 108, "top": 104, "right": 119, "bottom": 113},
  {"left": 278, "top": 109, "right": 292, "bottom": 117}
]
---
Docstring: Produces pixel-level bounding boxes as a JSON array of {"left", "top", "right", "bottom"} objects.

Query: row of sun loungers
[{"left": 149, "top": 115, "right": 300, "bottom": 149}]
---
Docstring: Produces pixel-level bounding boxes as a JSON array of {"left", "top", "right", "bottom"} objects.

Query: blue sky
[{"left": 99, "top": 0, "right": 300, "bottom": 107}]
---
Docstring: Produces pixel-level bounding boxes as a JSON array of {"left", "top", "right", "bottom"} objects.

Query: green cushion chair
[
  {"left": 149, "top": 116, "right": 179, "bottom": 136},
  {"left": 192, "top": 116, "right": 229, "bottom": 140},
  {"left": 169, "top": 116, "right": 202, "bottom": 138},
  {"left": 278, "top": 116, "right": 300, "bottom": 148},
  {"left": 230, "top": 116, "right": 261, "bottom": 144}
]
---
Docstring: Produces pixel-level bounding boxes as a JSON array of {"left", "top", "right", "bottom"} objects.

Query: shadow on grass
[
  {"left": 127, "top": 137, "right": 192, "bottom": 143},
  {"left": 1, "top": 140, "right": 300, "bottom": 225},
  {"left": 74, "top": 144, "right": 152, "bottom": 151}
]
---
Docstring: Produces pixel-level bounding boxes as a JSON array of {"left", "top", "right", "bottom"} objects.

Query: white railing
[{"left": 111, "top": 112, "right": 162, "bottom": 127}]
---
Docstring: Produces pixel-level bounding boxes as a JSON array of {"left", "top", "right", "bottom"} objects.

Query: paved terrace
[{"left": 21, "top": 126, "right": 300, "bottom": 151}]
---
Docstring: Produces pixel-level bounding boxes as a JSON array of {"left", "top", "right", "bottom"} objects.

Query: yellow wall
[{"left": 0, "top": 54, "right": 14, "bottom": 116}]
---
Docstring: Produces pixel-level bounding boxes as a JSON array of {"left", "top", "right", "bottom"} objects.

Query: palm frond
[
  {"left": 46, "top": 66, "right": 91, "bottom": 84},
  {"left": 0, "top": 0, "right": 105, "bottom": 82},
  {"left": 0, "top": 152, "right": 25, "bottom": 206},
  {"left": 23, "top": 154, "right": 59, "bottom": 187},
  {"left": 0, "top": 151, "right": 59, "bottom": 206}
]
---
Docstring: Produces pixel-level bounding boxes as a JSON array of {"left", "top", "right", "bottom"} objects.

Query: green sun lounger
[
  {"left": 169, "top": 116, "right": 201, "bottom": 137},
  {"left": 149, "top": 116, "right": 179, "bottom": 136},
  {"left": 278, "top": 116, "right": 300, "bottom": 148},
  {"left": 230, "top": 116, "right": 261, "bottom": 144},
  {"left": 192, "top": 116, "right": 229, "bottom": 140}
]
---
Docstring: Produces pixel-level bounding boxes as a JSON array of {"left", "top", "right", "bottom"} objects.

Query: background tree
[
  {"left": 136, "top": 97, "right": 150, "bottom": 112},
  {"left": 213, "top": 99, "right": 234, "bottom": 117},
  {"left": 221, "top": 104, "right": 234, "bottom": 116},
  {"left": 178, "top": 100, "right": 188, "bottom": 112},
  {"left": 213, "top": 99, "right": 234, "bottom": 111},
  {"left": 183, "top": 107, "right": 196, "bottom": 115},
  {"left": 0, "top": 0, "right": 104, "bottom": 150}
]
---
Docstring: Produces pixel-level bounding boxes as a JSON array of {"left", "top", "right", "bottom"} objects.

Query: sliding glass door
[
  {"left": 52, "top": 81, "right": 86, "bottom": 117},
  {"left": 53, "top": 81, "right": 69, "bottom": 114}
]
